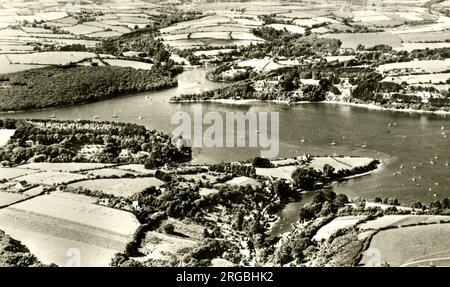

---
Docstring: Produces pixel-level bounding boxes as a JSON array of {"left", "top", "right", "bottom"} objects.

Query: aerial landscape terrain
[{"left": 1, "top": 0, "right": 450, "bottom": 268}]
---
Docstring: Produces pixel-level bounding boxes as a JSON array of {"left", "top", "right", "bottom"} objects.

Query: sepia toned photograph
[{"left": 0, "top": 0, "right": 450, "bottom": 270}]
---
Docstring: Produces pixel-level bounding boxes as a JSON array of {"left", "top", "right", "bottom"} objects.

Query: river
[{"left": 1, "top": 68, "right": 450, "bottom": 208}]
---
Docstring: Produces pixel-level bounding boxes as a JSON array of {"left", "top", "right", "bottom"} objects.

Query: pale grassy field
[
  {"left": 6, "top": 192, "right": 140, "bottom": 235},
  {"left": 361, "top": 223, "right": 450, "bottom": 266},
  {"left": 85, "top": 168, "right": 140, "bottom": 177},
  {"left": 0, "top": 192, "right": 140, "bottom": 266},
  {"left": 0, "top": 54, "right": 43, "bottom": 74},
  {"left": 7, "top": 51, "right": 97, "bottom": 65},
  {"left": 104, "top": 59, "right": 154, "bottom": 70},
  {"left": 164, "top": 218, "right": 204, "bottom": 240},
  {"left": 394, "top": 42, "right": 450, "bottom": 52},
  {"left": 138, "top": 231, "right": 197, "bottom": 262},
  {"left": 116, "top": 164, "right": 156, "bottom": 175},
  {"left": 225, "top": 176, "right": 261, "bottom": 188},
  {"left": 231, "top": 31, "right": 264, "bottom": 41},
  {"left": 382, "top": 73, "right": 450, "bottom": 84},
  {"left": 0, "top": 167, "right": 39, "bottom": 180},
  {"left": 69, "top": 177, "right": 165, "bottom": 197},
  {"left": 199, "top": 188, "right": 219, "bottom": 197},
  {"left": 190, "top": 32, "right": 231, "bottom": 40},
  {"left": 267, "top": 24, "right": 306, "bottom": 34},
  {"left": 18, "top": 162, "right": 114, "bottom": 172},
  {"left": 0, "top": 192, "right": 28, "bottom": 207},
  {"left": 86, "top": 31, "right": 122, "bottom": 38},
  {"left": 62, "top": 24, "right": 105, "bottom": 35},
  {"left": 309, "top": 156, "right": 371, "bottom": 172},
  {"left": 377, "top": 59, "right": 450, "bottom": 73},
  {"left": 0, "top": 129, "right": 15, "bottom": 146},
  {"left": 397, "top": 31, "right": 450, "bottom": 42},
  {"left": 237, "top": 58, "right": 282, "bottom": 72},
  {"left": 313, "top": 215, "right": 366, "bottom": 242},
  {"left": 322, "top": 32, "right": 402, "bottom": 49},
  {"left": 15, "top": 171, "right": 87, "bottom": 185},
  {"left": 359, "top": 215, "right": 450, "bottom": 230},
  {"left": 255, "top": 165, "right": 298, "bottom": 180}
]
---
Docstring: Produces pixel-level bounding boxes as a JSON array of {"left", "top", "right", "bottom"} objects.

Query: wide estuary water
[{"left": 2, "top": 68, "right": 450, "bottom": 208}]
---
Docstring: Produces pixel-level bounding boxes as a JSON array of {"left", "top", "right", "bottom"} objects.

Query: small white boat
[
  {"left": 400, "top": 164, "right": 404, "bottom": 169},
  {"left": 112, "top": 115, "right": 118, "bottom": 118},
  {"left": 138, "top": 116, "right": 143, "bottom": 120},
  {"left": 331, "top": 140, "right": 337, "bottom": 146},
  {"left": 442, "top": 126, "right": 445, "bottom": 130},
  {"left": 93, "top": 115, "right": 100, "bottom": 120},
  {"left": 361, "top": 142, "right": 368, "bottom": 149},
  {"left": 430, "top": 160, "right": 435, "bottom": 165},
  {"left": 446, "top": 161, "right": 449, "bottom": 167},
  {"left": 300, "top": 139, "right": 306, "bottom": 143}
]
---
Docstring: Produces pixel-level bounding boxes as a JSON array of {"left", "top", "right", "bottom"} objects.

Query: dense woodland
[
  {"left": 0, "top": 66, "right": 177, "bottom": 112},
  {"left": 0, "top": 119, "right": 191, "bottom": 167}
]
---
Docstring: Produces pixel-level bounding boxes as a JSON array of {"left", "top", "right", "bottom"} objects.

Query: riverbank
[{"left": 170, "top": 97, "right": 450, "bottom": 115}]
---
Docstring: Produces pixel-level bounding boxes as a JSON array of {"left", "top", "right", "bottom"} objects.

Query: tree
[
  {"left": 299, "top": 203, "right": 315, "bottom": 222},
  {"left": 291, "top": 167, "right": 322, "bottom": 190},
  {"left": 252, "top": 157, "right": 272, "bottom": 168},
  {"left": 334, "top": 194, "right": 349, "bottom": 207},
  {"left": 273, "top": 179, "right": 291, "bottom": 197},
  {"left": 322, "top": 164, "right": 335, "bottom": 179},
  {"left": 410, "top": 201, "right": 423, "bottom": 209},
  {"left": 162, "top": 223, "right": 175, "bottom": 234},
  {"left": 232, "top": 211, "right": 244, "bottom": 231}
]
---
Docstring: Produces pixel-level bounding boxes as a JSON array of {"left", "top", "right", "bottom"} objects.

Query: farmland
[
  {"left": 0, "top": 129, "right": 14, "bottom": 147},
  {"left": 377, "top": 59, "right": 450, "bottom": 74},
  {"left": 361, "top": 223, "right": 450, "bottom": 267},
  {"left": 68, "top": 177, "right": 166, "bottom": 198},
  {"left": 0, "top": 192, "right": 140, "bottom": 266}
]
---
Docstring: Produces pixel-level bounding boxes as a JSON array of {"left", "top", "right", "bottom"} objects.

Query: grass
[
  {"left": 322, "top": 32, "right": 402, "bottom": 49},
  {"left": 225, "top": 176, "right": 261, "bottom": 188},
  {"left": 14, "top": 171, "right": 87, "bottom": 185},
  {"left": 359, "top": 215, "right": 450, "bottom": 230},
  {"left": 313, "top": 215, "right": 366, "bottom": 242},
  {"left": 104, "top": 59, "right": 154, "bottom": 70},
  {"left": 377, "top": 59, "right": 450, "bottom": 73},
  {"left": 0, "top": 192, "right": 140, "bottom": 266},
  {"left": 0, "top": 168, "right": 39, "bottom": 180},
  {"left": 361, "top": 223, "right": 450, "bottom": 266},
  {"left": 138, "top": 230, "right": 197, "bottom": 262},
  {"left": 7, "top": 51, "right": 97, "bottom": 65},
  {"left": 116, "top": 164, "right": 156, "bottom": 175},
  {"left": 0, "top": 192, "right": 28, "bottom": 207},
  {"left": 255, "top": 165, "right": 298, "bottom": 180},
  {"left": 0, "top": 129, "right": 15, "bottom": 147},
  {"left": 267, "top": 24, "right": 306, "bottom": 34},
  {"left": 85, "top": 168, "right": 140, "bottom": 177},
  {"left": 68, "top": 177, "right": 165, "bottom": 197},
  {"left": 18, "top": 163, "right": 114, "bottom": 172}
]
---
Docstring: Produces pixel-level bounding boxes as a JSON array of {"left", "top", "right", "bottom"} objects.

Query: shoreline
[{"left": 170, "top": 98, "right": 450, "bottom": 115}]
